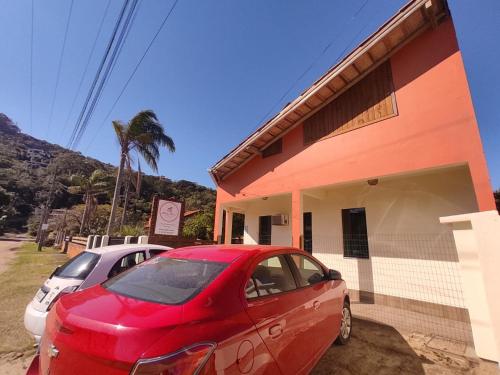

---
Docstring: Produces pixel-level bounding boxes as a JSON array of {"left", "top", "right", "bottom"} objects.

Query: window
[
  {"left": 258, "top": 216, "right": 272, "bottom": 245},
  {"left": 53, "top": 251, "right": 100, "bottom": 280},
  {"left": 290, "top": 254, "right": 325, "bottom": 286},
  {"left": 149, "top": 249, "right": 167, "bottom": 257},
  {"left": 245, "top": 255, "right": 297, "bottom": 298},
  {"left": 103, "top": 257, "right": 228, "bottom": 305},
  {"left": 262, "top": 138, "right": 282, "bottom": 158},
  {"left": 303, "top": 212, "right": 313, "bottom": 253},
  {"left": 108, "top": 251, "right": 146, "bottom": 278},
  {"left": 342, "top": 207, "right": 369, "bottom": 258},
  {"left": 303, "top": 61, "right": 397, "bottom": 144}
]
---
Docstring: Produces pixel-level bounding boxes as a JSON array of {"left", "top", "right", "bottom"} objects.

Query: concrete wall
[
  {"left": 65, "top": 242, "right": 85, "bottom": 259},
  {"left": 242, "top": 195, "right": 292, "bottom": 246},
  {"left": 305, "top": 167, "right": 476, "bottom": 307},
  {"left": 441, "top": 211, "right": 500, "bottom": 362}
]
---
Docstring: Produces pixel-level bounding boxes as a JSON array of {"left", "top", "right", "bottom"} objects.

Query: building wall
[
  {"left": 242, "top": 195, "right": 292, "bottom": 246},
  {"left": 214, "top": 19, "right": 495, "bottom": 239},
  {"left": 304, "top": 166, "right": 476, "bottom": 307}
]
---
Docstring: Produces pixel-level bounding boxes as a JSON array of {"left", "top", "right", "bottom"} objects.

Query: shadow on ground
[
  {"left": 313, "top": 318, "right": 499, "bottom": 375},
  {"left": 313, "top": 318, "right": 428, "bottom": 375}
]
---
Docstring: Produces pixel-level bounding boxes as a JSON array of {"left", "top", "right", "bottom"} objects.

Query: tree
[
  {"left": 0, "top": 186, "right": 13, "bottom": 235},
  {"left": 68, "top": 169, "right": 111, "bottom": 235},
  {"left": 107, "top": 110, "right": 175, "bottom": 235},
  {"left": 183, "top": 210, "right": 214, "bottom": 240},
  {"left": 119, "top": 161, "right": 142, "bottom": 229},
  {"left": 65, "top": 204, "right": 123, "bottom": 235}
]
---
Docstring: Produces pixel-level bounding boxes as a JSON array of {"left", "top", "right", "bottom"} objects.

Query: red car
[{"left": 28, "top": 245, "right": 351, "bottom": 375}]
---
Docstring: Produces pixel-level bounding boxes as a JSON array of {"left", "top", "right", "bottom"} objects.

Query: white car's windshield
[{"left": 53, "top": 251, "right": 100, "bottom": 280}]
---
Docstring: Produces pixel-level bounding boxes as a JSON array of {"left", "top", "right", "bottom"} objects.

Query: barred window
[{"left": 342, "top": 208, "right": 369, "bottom": 258}]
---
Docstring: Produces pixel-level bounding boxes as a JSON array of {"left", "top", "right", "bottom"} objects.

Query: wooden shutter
[
  {"left": 304, "top": 61, "right": 397, "bottom": 144},
  {"left": 261, "top": 138, "right": 282, "bottom": 158}
]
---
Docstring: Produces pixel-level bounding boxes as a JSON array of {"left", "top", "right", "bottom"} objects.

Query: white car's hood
[{"left": 30, "top": 276, "right": 82, "bottom": 312}]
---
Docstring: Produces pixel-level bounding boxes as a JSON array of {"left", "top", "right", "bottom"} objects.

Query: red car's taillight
[
  {"left": 47, "top": 286, "right": 78, "bottom": 311},
  {"left": 131, "top": 342, "right": 216, "bottom": 375}
]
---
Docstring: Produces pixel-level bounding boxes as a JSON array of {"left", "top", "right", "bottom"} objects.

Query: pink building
[{"left": 209, "top": 0, "right": 500, "bottom": 361}]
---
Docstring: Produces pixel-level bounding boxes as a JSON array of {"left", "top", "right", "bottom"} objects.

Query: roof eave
[{"left": 210, "top": 0, "right": 448, "bottom": 184}]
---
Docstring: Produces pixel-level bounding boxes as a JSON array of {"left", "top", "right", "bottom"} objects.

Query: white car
[{"left": 24, "top": 243, "right": 171, "bottom": 342}]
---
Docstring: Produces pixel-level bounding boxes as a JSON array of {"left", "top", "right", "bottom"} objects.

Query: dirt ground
[
  {"left": 0, "top": 351, "right": 35, "bottom": 375},
  {"left": 0, "top": 240, "right": 22, "bottom": 274},
  {"left": 313, "top": 318, "right": 499, "bottom": 375}
]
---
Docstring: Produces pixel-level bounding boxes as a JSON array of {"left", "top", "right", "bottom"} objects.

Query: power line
[
  {"left": 67, "top": 0, "right": 132, "bottom": 149},
  {"left": 78, "top": 0, "right": 142, "bottom": 126},
  {"left": 253, "top": 0, "right": 371, "bottom": 128},
  {"left": 82, "top": 0, "right": 180, "bottom": 153},
  {"left": 71, "top": 0, "right": 141, "bottom": 149},
  {"left": 46, "top": 0, "right": 74, "bottom": 136},
  {"left": 29, "top": 0, "right": 34, "bottom": 133},
  {"left": 105, "top": 0, "right": 142, "bottom": 88},
  {"left": 59, "top": 0, "right": 112, "bottom": 143}
]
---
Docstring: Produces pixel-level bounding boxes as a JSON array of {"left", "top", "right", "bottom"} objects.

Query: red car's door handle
[
  {"left": 313, "top": 300, "right": 321, "bottom": 310},
  {"left": 269, "top": 324, "right": 283, "bottom": 338}
]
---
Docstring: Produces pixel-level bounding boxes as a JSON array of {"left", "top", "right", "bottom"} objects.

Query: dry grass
[{"left": 0, "top": 242, "right": 67, "bottom": 354}]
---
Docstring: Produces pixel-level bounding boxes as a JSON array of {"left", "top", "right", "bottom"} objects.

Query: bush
[
  {"left": 183, "top": 211, "right": 214, "bottom": 240},
  {"left": 120, "top": 224, "right": 145, "bottom": 237}
]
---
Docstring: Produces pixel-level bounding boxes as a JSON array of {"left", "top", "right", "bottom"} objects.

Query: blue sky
[{"left": 1, "top": 0, "right": 499, "bottom": 190}]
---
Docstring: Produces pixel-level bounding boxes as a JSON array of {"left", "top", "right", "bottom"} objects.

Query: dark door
[
  {"left": 220, "top": 210, "right": 226, "bottom": 244},
  {"left": 303, "top": 212, "right": 312, "bottom": 253},
  {"left": 258, "top": 216, "right": 272, "bottom": 245}
]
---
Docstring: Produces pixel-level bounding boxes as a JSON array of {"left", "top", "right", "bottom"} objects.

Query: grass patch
[{"left": 0, "top": 242, "right": 68, "bottom": 354}]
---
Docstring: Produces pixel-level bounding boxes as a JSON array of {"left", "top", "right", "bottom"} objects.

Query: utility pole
[{"left": 37, "top": 168, "right": 58, "bottom": 251}]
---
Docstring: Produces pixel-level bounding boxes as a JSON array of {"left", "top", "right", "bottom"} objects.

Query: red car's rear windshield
[{"left": 103, "top": 257, "right": 228, "bottom": 305}]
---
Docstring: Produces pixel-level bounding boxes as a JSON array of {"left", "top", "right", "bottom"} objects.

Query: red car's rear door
[{"left": 244, "top": 254, "right": 319, "bottom": 374}]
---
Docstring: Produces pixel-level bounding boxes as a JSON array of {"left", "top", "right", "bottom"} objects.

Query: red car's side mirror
[{"left": 328, "top": 269, "right": 342, "bottom": 281}]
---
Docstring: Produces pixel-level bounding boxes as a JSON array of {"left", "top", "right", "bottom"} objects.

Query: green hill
[{"left": 0, "top": 113, "right": 215, "bottom": 236}]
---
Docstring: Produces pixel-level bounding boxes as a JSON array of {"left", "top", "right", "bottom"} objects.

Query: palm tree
[
  {"left": 107, "top": 110, "right": 175, "bottom": 235},
  {"left": 119, "top": 161, "right": 142, "bottom": 229},
  {"left": 68, "top": 169, "right": 111, "bottom": 235}
]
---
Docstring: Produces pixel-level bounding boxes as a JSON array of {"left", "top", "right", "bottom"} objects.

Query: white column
[
  {"left": 138, "top": 235, "right": 148, "bottom": 244},
  {"left": 86, "top": 235, "right": 94, "bottom": 249},
  {"left": 440, "top": 210, "right": 500, "bottom": 362},
  {"left": 224, "top": 209, "right": 233, "bottom": 245},
  {"left": 124, "top": 236, "right": 133, "bottom": 244},
  {"left": 101, "top": 235, "right": 109, "bottom": 247}
]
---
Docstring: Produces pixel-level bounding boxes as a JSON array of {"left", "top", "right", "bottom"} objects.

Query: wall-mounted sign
[{"left": 154, "top": 199, "right": 182, "bottom": 236}]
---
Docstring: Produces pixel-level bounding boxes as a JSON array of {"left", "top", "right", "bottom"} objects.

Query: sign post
[{"left": 148, "top": 196, "right": 185, "bottom": 243}]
